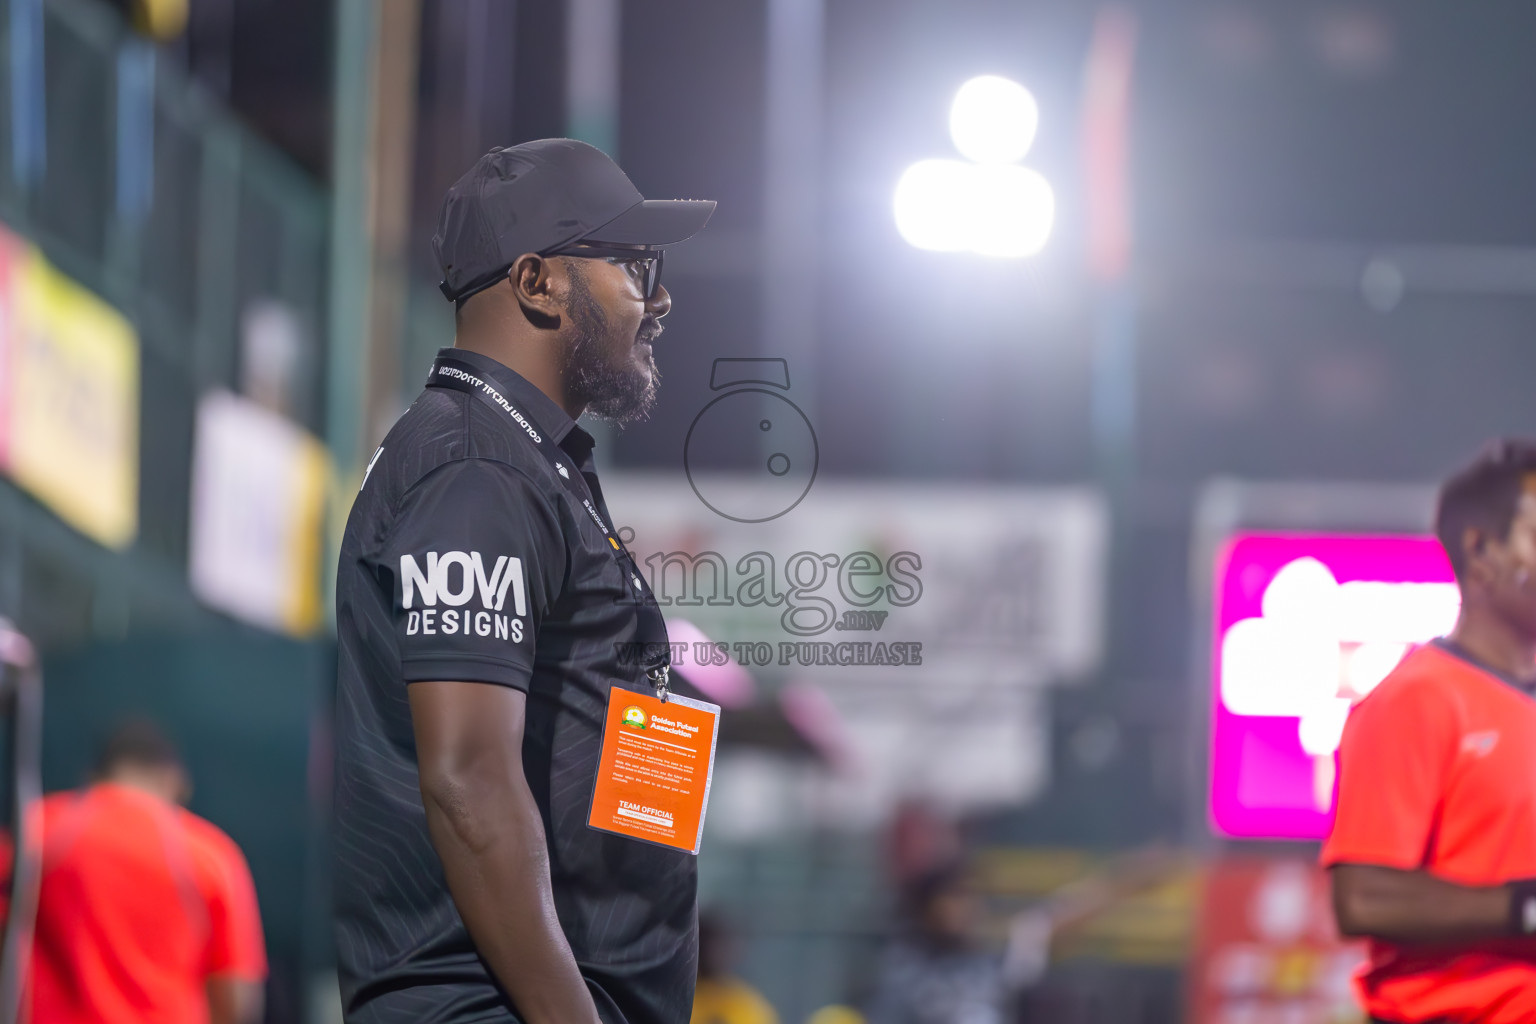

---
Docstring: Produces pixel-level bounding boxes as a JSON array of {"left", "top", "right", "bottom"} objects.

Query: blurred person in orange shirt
[
  {"left": 26, "top": 719, "right": 267, "bottom": 1024},
  {"left": 690, "top": 910, "right": 778, "bottom": 1024},
  {"left": 1324, "top": 440, "right": 1536, "bottom": 1024}
]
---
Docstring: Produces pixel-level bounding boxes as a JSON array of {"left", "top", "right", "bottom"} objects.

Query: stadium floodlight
[
  {"left": 949, "top": 75, "right": 1040, "bottom": 164},
  {"left": 895, "top": 76, "right": 1054, "bottom": 259},
  {"left": 967, "top": 163, "right": 1054, "bottom": 258},
  {"left": 893, "top": 159, "right": 1054, "bottom": 259},
  {"left": 893, "top": 159, "right": 973, "bottom": 253}
]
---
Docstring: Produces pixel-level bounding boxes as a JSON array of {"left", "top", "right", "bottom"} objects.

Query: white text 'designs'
[{"left": 402, "top": 551, "right": 527, "bottom": 643}]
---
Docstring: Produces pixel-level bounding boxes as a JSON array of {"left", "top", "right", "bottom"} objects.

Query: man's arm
[
  {"left": 195, "top": 815, "right": 267, "bottom": 1024},
  {"left": 1320, "top": 672, "right": 1499, "bottom": 945},
  {"left": 206, "top": 976, "right": 263, "bottom": 1024},
  {"left": 410, "top": 680, "right": 599, "bottom": 1024},
  {"left": 1331, "top": 863, "right": 1512, "bottom": 942}
]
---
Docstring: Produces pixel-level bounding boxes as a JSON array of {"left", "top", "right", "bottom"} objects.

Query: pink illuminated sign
[{"left": 1209, "top": 533, "right": 1458, "bottom": 840}]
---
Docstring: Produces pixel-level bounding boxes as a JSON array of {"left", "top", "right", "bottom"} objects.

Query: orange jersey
[
  {"left": 27, "top": 783, "right": 267, "bottom": 1024},
  {"left": 1322, "top": 641, "right": 1536, "bottom": 1023}
]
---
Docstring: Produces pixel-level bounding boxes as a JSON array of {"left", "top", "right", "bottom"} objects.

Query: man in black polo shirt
[{"left": 333, "top": 139, "right": 715, "bottom": 1024}]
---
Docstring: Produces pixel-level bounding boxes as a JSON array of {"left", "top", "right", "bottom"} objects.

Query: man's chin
[
  {"left": 587, "top": 397, "right": 656, "bottom": 428},
  {"left": 585, "top": 369, "right": 659, "bottom": 427}
]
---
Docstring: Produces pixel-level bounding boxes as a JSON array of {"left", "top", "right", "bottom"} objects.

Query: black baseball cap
[{"left": 433, "top": 138, "right": 717, "bottom": 302}]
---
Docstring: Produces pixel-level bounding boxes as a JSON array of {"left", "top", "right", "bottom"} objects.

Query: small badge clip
[{"left": 648, "top": 663, "right": 671, "bottom": 703}]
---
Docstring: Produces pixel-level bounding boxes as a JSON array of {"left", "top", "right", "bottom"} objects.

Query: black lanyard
[{"left": 425, "top": 355, "right": 673, "bottom": 696}]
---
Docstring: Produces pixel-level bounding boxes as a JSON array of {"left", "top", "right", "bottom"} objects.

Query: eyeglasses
[{"left": 547, "top": 243, "right": 665, "bottom": 300}]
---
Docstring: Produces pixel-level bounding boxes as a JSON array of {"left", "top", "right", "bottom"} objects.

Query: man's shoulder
[
  {"left": 1354, "top": 644, "right": 1470, "bottom": 721},
  {"left": 176, "top": 807, "right": 246, "bottom": 861},
  {"left": 374, "top": 388, "right": 551, "bottom": 496},
  {"left": 38, "top": 790, "right": 79, "bottom": 816},
  {"left": 34, "top": 790, "right": 82, "bottom": 838},
  {"left": 1388, "top": 642, "right": 1458, "bottom": 681},
  {"left": 1384, "top": 642, "right": 1511, "bottom": 697},
  {"left": 176, "top": 808, "right": 260, "bottom": 896}
]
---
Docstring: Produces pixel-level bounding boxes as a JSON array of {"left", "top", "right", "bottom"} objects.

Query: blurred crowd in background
[{"left": 1, "top": 0, "right": 1535, "bottom": 1021}]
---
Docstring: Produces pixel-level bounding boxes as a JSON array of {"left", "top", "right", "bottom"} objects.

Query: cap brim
[{"left": 587, "top": 199, "right": 717, "bottom": 248}]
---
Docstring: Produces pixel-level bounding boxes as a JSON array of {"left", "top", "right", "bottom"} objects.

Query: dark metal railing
[{"left": 0, "top": 619, "right": 42, "bottom": 1024}]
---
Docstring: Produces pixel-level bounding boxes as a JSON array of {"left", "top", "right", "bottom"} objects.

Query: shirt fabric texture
[
  {"left": 333, "top": 347, "right": 697, "bottom": 1024},
  {"left": 27, "top": 782, "right": 267, "bottom": 1024},
  {"left": 1321, "top": 640, "right": 1536, "bottom": 1023}
]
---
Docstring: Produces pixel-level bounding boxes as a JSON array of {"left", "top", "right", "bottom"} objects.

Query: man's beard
[{"left": 562, "top": 265, "right": 660, "bottom": 427}]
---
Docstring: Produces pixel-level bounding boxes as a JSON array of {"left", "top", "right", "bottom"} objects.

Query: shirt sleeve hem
[
  {"left": 401, "top": 656, "right": 533, "bottom": 690},
  {"left": 1318, "top": 847, "right": 1426, "bottom": 871}
]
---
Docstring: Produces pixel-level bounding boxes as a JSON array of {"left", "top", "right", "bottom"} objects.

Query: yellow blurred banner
[
  {"left": 972, "top": 847, "right": 1198, "bottom": 967},
  {"left": 0, "top": 229, "right": 139, "bottom": 549}
]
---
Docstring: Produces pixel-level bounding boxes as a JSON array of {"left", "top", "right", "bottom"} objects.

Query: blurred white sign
[
  {"left": 608, "top": 474, "right": 1104, "bottom": 687},
  {"left": 189, "top": 391, "right": 329, "bottom": 636},
  {"left": 709, "top": 686, "right": 1047, "bottom": 837},
  {"left": 604, "top": 473, "right": 1106, "bottom": 818}
]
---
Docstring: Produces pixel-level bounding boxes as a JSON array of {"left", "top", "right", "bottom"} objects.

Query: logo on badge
[{"left": 621, "top": 705, "right": 648, "bottom": 729}]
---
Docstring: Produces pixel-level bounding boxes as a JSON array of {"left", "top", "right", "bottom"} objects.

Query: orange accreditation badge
[{"left": 588, "top": 687, "right": 720, "bottom": 854}]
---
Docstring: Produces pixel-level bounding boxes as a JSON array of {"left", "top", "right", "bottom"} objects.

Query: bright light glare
[
  {"left": 970, "top": 165, "right": 1054, "bottom": 258},
  {"left": 893, "top": 159, "right": 1054, "bottom": 259},
  {"left": 893, "top": 160, "right": 972, "bottom": 253},
  {"left": 950, "top": 76, "right": 1039, "bottom": 164}
]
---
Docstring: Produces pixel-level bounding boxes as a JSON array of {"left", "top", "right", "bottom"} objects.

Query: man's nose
[{"left": 646, "top": 284, "right": 672, "bottom": 319}]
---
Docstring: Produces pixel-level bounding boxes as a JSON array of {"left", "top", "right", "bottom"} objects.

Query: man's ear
[
  {"left": 1463, "top": 526, "right": 1496, "bottom": 584},
  {"left": 510, "top": 253, "right": 562, "bottom": 327}
]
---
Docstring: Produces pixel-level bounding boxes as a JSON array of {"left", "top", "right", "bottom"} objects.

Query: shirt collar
[
  {"left": 437, "top": 347, "right": 597, "bottom": 461},
  {"left": 1431, "top": 637, "right": 1536, "bottom": 695}
]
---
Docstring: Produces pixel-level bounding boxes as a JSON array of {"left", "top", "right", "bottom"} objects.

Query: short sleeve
[
  {"left": 1321, "top": 675, "right": 1460, "bottom": 870},
  {"left": 381, "top": 459, "right": 564, "bottom": 690},
  {"left": 198, "top": 828, "right": 267, "bottom": 980}
]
